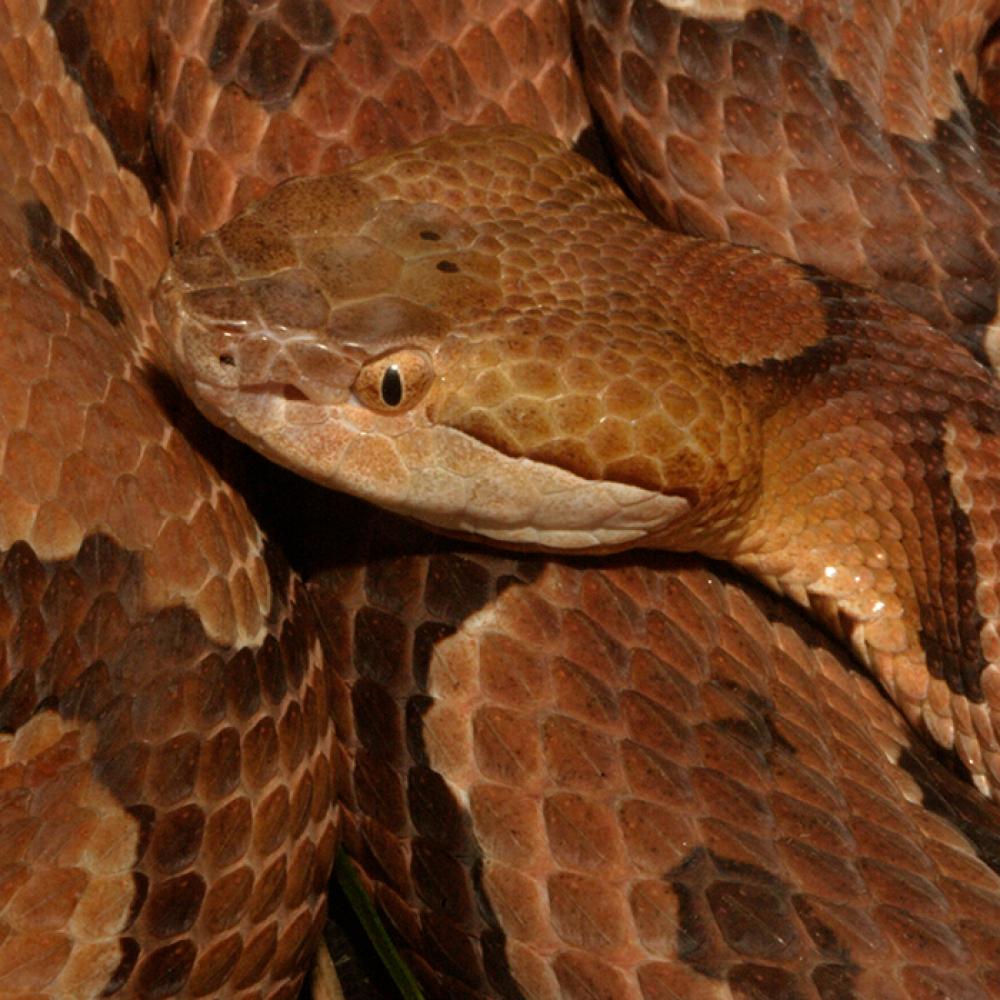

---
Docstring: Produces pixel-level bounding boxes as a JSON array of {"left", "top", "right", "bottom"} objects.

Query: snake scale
[{"left": 5, "top": 0, "right": 1000, "bottom": 998}]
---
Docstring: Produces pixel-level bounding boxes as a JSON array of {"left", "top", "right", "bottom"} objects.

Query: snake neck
[{"left": 710, "top": 293, "right": 1000, "bottom": 795}]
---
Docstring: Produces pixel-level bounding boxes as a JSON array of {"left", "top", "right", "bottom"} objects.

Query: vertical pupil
[{"left": 381, "top": 365, "right": 403, "bottom": 406}]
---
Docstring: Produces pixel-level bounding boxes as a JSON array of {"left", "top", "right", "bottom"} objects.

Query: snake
[{"left": 6, "top": 0, "right": 1000, "bottom": 998}]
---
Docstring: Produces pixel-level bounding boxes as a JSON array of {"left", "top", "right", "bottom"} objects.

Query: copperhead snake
[{"left": 5, "top": 1, "right": 1000, "bottom": 998}]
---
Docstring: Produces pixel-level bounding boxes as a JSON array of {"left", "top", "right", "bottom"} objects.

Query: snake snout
[
  {"left": 154, "top": 260, "right": 361, "bottom": 408},
  {"left": 188, "top": 323, "right": 357, "bottom": 408}
]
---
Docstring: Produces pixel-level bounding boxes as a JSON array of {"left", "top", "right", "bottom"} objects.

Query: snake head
[{"left": 154, "top": 127, "right": 760, "bottom": 553}]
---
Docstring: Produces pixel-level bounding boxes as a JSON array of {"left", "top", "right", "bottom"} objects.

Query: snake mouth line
[
  {"left": 198, "top": 376, "right": 699, "bottom": 524},
  {"left": 238, "top": 381, "right": 312, "bottom": 402}
]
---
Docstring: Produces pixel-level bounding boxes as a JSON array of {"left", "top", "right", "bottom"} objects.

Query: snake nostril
[
  {"left": 219, "top": 353, "right": 236, "bottom": 367},
  {"left": 283, "top": 385, "right": 309, "bottom": 401}
]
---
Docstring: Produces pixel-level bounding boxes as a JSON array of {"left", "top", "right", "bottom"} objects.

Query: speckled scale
[
  {"left": 152, "top": 88, "right": 1000, "bottom": 996},
  {"left": 0, "top": 532, "right": 337, "bottom": 996},
  {"left": 152, "top": 0, "right": 590, "bottom": 243},
  {"left": 572, "top": 0, "right": 1000, "bottom": 352},
  {"left": 325, "top": 512, "right": 1000, "bottom": 1000},
  {"left": 45, "top": 0, "right": 160, "bottom": 196},
  {"left": 16, "top": 0, "right": 1000, "bottom": 996},
  {"left": 0, "top": 3, "right": 341, "bottom": 991},
  {"left": 158, "top": 127, "right": 1000, "bottom": 796}
]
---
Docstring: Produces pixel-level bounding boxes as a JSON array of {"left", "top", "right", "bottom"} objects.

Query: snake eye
[{"left": 353, "top": 349, "right": 434, "bottom": 413}]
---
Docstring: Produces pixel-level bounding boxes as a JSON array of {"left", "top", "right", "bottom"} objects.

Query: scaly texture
[
  {"left": 321, "top": 513, "right": 1000, "bottom": 1000},
  {"left": 572, "top": 0, "right": 1000, "bottom": 359},
  {"left": 0, "top": 0, "right": 587, "bottom": 995},
  {"left": 157, "top": 125, "right": 1000, "bottom": 805},
  {"left": 151, "top": 0, "right": 591, "bottom": 242},
  {"left": 0, "top": 0, "right": 338, "bottom": 995},
  {"left": 11, "top": 0, "right": 1000, "bottom": 998}
]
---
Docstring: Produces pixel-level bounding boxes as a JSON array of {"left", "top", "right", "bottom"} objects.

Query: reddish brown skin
[
  {"left": 151, "top": 0, "right": 591, "bottom": 243},
  {"left": 0, "top": 0, "right": 590, "bottom": 996},
  {"left": 572, "top": 0, "right": 1000, "bottom": 357},
  {"left": 0, "top": 2, "right": 341, "bottom": 995},
  {"left": 155, "top": 123, "right": 1000, "bottom": 808},
  {"left": 8, "top": 2, "right": 1000, "bottom": 1000}
]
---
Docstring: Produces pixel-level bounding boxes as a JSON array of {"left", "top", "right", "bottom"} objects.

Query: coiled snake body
[{"left": 6, "top": 1, "right": 1000, "bottom": 998}]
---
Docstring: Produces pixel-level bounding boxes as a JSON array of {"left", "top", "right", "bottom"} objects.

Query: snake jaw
[
  {"left": 160, "top": 311, "right": 698, "bottom": 550},
  {"left": 383, "top": 424, "right": 694, "bottom": 550},
  {"left": 170, "top": 372, "right": 694, "bottom": 550}
]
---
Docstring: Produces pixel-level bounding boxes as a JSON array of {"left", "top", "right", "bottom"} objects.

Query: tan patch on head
[
  {"left": 326, "top": 296, "right": 448, "bottom": 352},
  {"left": 250, "top": 173, "right": 379, "bottom": 235},
  {"left": 338, "top": 434, "right": 410, "bottom": 497},
  {"left": 397, "top": 250, "right": 502, "bottom": 317},
  {"left": 161, "top": 127, "right": 780, "bottom": 554},
  {"left": 361, "top": 199, "right": 479, "bottom": 256},
  {"left": 247, "top": 270, "right": 332, "bottom": 329},
  {"left": 300, "top": 236, "right": 402, "bottom": 300},
  {"left": 531, "top": 439, "right": 602, "bottom": 480},
  {"left": 604, "top": 376, "right": 654, "bottom": 420},
  {"left": 551, "top": 395, "right": 601, "bottom": 437},
  {"left": 217, "top": 215, "right": 298, "bottom": 277}
]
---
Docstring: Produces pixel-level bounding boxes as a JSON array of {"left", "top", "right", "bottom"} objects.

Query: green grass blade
[{"left": 334, "top": 848, "right": 426, "bottom": 1000}]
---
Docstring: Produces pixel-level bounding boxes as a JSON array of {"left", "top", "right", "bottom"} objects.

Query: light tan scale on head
[{"left": 154, "top": 126, "right": 802, "bottom": 553}]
